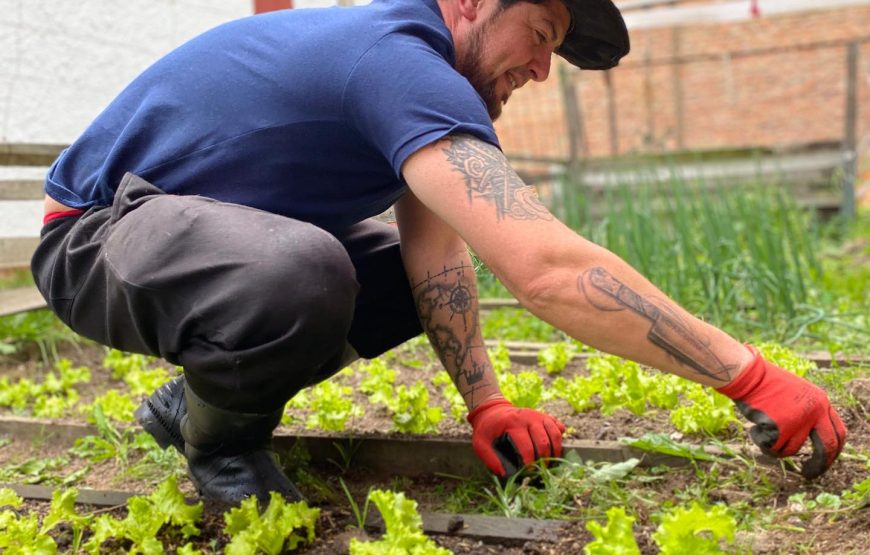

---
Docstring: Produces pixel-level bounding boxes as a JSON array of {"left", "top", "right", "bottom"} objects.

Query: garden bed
[{"left": 1, "top": 338, "right": 869, "bottom": 553}]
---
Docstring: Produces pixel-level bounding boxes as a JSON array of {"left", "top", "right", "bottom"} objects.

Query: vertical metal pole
[
  {"left": 841, "top": 41, "right": 859, "bottom": 220},
  {"left": 671, "top": 27, "right": 685, "bottom": 150},
  {"left": 558, "top": 64, "right": 587, "bottom": 226},
  {"left": 559, "top": 64, "right": 585, "bottom": 168},
  {"left": 604, "top": 70, "right": 619, "bottom": 156},
  {"left": 643, "top": 35, "right": 655, "bottom": 150}
]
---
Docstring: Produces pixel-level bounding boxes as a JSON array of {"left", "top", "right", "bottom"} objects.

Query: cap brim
[{"left": 556, "top": 0, "right": 630, "bottom": 70}]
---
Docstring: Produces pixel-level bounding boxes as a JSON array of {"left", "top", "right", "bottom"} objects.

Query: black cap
[{"left": 556, "top": 0, "right": 630, "bottom": 70}]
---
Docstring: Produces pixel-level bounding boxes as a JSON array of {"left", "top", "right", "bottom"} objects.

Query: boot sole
[{"left": 135, "top": 398, "right": 185, "bottom": 453}]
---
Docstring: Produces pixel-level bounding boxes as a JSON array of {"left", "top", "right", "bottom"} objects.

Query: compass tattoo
[
  {"left": 441, "top": 135, "right": 553, "bottom": 222},
  {"left": 412, "top": 262, "right": 497, "bottom": 406}
]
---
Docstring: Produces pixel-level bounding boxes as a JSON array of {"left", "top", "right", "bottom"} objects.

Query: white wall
[{"left": 0, "top": 1, "right": 252, "bottom": 144}]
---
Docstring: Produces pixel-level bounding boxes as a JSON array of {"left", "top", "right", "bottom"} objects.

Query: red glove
[
  {"left": 467, "top": 398, "right": 566, "bottom": 477},
  {"left": 717, "top": 346, "right": 846, "bottom": 479}
]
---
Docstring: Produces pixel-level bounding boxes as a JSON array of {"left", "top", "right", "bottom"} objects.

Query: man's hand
[
  {"left": 467, "top": 398, "right": 565, "bottom": 477},
  {"left": 717, "top": 346, "right": 846, "bottom": 478}
]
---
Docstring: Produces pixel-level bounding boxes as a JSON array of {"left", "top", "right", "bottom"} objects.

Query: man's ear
[{"left": 457, "top": 0, "right": 484, "bottom": 21}]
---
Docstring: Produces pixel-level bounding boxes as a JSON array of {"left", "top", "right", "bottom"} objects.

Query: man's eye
[{"left": 536, "top": 31, "right": 546, "bottom": 45}]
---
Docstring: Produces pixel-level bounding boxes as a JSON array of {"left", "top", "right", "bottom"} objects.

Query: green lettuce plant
[
  {"left": 306, "top": 380, "right": 363, "bottom": 432},
  {"left": 537, "top": 341, "right": 576, "bottom": 374},
  {"left": 651, "top": 502, "right": 736, "bottom": 554},
  {"left": 584, "top": 506, "right": 641, "bottom": 555},
  {"left": 389, "top": 381, "right": 443, "bottom": 434},
  {"left": 349, "top": 489, "right": 451, "bottom": 555},
  {"left": 224, "top": 492, "right": 319, "bottom": 555},
  {"left": 499, "top": 370, "right": 544, "bottom": 409}
]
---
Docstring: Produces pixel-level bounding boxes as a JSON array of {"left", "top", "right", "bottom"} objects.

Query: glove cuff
[
  {"left": 716, "top": 345, "right": 765, "bottom": 400},
  {"left": 466, "top": 398, "right": 511, "bottom": 426}
]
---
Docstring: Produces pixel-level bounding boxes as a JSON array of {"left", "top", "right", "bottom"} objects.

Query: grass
[
  {"left": 0, "top": 268, "right": 34, "bottom": 290},
  {"left": 475, "top": 172, "right": 869, "bottom": 353},
  {"left": 0, "top": 310, "right": 81, "bottom": 363}
]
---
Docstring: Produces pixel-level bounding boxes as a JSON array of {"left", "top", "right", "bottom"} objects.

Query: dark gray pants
[{"left": 32, "top": 173, "right": 421, "bottom": 412}]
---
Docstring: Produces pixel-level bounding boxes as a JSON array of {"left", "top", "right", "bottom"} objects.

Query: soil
[{"left": 1, "top": 340, "right": 869, "bottom": 554}]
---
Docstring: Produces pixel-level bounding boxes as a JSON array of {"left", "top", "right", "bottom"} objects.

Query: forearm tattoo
[
  {"left": 412, "top": 263, "right": 498, "bottom": 406},
  {"left": 441, "top": 136, "right": 553, "bottom": 222},
  {"left": 578, "top": 267, "right": 737, "bottom": 382}
]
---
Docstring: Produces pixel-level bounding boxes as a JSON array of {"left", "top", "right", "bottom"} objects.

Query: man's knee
[{"left": 241, "top": 224, "right": 359, "bottom": 332}]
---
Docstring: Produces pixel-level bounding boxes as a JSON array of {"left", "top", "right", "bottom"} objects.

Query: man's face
[{"left": 454, "top": 0, "right": 571, "bottom": 121}]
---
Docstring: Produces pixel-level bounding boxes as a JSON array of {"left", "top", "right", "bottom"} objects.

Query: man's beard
[{"left": 454, "top": 16, "right": 502, "bottom": 121}]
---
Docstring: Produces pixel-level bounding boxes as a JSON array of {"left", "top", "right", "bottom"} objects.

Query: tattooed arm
[
  {"left": 402, "top": 135, "right": 753, "bottom": 387},
  {"left": 394, "top": 191, "right": 502, "bottom": 409}
]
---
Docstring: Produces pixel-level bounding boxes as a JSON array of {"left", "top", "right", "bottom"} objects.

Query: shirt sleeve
[{"left": 341, "top": 32, "right": 500, "bottom": 178}]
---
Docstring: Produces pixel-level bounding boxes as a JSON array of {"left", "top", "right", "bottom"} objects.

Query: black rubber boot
[
  {"left": 135, "top": 377, "right": 303, "bottom": 504},
  {"left": 135, "top": 375, "right": 186, "bottom": 452}
]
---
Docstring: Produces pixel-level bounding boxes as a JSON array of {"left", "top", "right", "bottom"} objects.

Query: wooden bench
[{"left": 0, "top": 144, "right": 62, "bottom": 317}]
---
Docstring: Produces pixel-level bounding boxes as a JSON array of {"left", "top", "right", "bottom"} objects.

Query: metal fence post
[{"left": 841, "top": 41, "right": 859, "bottom": 220}]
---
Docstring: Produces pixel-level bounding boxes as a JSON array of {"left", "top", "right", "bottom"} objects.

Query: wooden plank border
[
  {"left": 0, "top": 482, "right": 570, "bottom": 542},
  {"left": 0, "top": 416, "right": 754, "bottom": 477}
]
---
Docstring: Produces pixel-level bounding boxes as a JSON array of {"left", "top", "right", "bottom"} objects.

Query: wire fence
[{"left": 495, "top": 13, "right": 869, "bottom": 216}]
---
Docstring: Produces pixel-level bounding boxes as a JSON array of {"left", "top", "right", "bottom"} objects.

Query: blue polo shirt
[{"left": 45, "top": 0, "right": 499, "bottom": 231}]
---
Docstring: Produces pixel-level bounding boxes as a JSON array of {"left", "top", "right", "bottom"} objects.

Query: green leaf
[
  {"left": 755, "top": 342, "right": 816, "bottom": 378},
  {"left": 619, "top": 433, "right": 718, "bottom": 462},
  {"left": 82, "top": 514, "right": 125, "bottom": 554},
  {"left": 390, "top": 382, "right": 443, "bottom": 434},
  {"left": 652, "top": 502, "right": 736, "bottom": 555},
  {"left": 149, "top": 475, "right": 203, "bottom": 537},
  {"left": 0, "top": 487, "right": 22, "bottom": 508},
  {"left": 551, "top": 376, "right": 598, "bottom": 413},
  {"left": 0, "top": 511, "right": 58, "bottom": 554},
  {"left": 499, "top": 370, "right": 544, "bottom": 409},
  {"left": 224, "top": 493, "right": 320, "bottom": 555},
  {"left": 123, "top": 497, "right": 166, "bottom": 549},
  {"left": 589, "top": 459, "right": 640, "bottom": 483},
  {"left": 670, "top": 385, "right": 738, "bottom": 435},
  {"left": 584, "top": 506, "right": 641, "bottom": 555},
  {"left": 177, "top": 542, "right": 204, "bottom": 555},
  {"left": 306, "top": 381, "right": 362, "bottom": 432},
  {"left": 349, "top": 489, "right": 452, "bottom": 555},
  {"left": 538, "top": 342, "right": 576, "bottom": 374},
  {"left": 41, "top": 488, "right": 92, "bottom": 533},
  {"left": 84, "top": 390, "right": 138, "bottom": 423}
]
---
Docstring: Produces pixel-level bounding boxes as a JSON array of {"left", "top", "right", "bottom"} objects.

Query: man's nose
[{"left": 528, "top": 48, "right": 553, "bottom": 82}]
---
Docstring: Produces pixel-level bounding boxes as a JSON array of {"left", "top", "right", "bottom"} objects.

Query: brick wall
[{"left": 495, "top": 5, "right": 870, "bottom": 160}]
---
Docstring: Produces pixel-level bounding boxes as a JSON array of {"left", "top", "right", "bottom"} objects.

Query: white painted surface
[
  {"left": 0, "top": 201, "right": 43, "bottom": 237},
  {"left": 623, "top": 0, "right": 870, "bottom": 30},
  {"left": 0, "top": 0, "right": 251, "bottom": 144}
]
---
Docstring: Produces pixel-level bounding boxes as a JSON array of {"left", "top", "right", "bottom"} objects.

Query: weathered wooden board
[
  {"left": 478, "top": 298, "right": 521, "bottom": 310},
  {"left": 0, "top": 144, "right": 65, "bottom": 167},
  {"left": 2, "top": 481, "right": 571, "bottom": 543},
  {"left": 0, "top": 237, "right": 39, "bottom": 270},
  {"left": 1, "top": 483, "right": 133, "bottom": 507},
  {"left": 0, "top": 179, "right": 44, "bottom": 200},
  {"left": 366, "top": 511, "right": 570, "bottom": 542},
  {"left": 0, "top": 286, "right": 47, "bottom": 316},
  {"left": 0, "top": 415, "right": 754, "bottom": 478}
]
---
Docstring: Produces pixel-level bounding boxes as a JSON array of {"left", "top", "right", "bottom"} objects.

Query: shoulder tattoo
[{"left": 441, "top": 136, "right": 553, "bottom": 222}]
